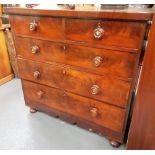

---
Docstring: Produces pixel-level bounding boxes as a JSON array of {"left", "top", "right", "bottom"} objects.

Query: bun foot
[
  {"left": 30, "top": 108, "right": 37, "bottom": 113},
  {"left": 109, "top": 140, "right": 121, "bottom": 148}
]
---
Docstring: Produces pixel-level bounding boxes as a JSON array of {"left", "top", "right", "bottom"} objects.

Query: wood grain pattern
[
  {"left": 14, "top": 36, "right": 137, "bottom": 80},
  {"left": 0, "top": 5, "right": 2, "bottom": 27},
  {"left": 24, "top": 92, "right": 124, "bottom": 143},
  {"left": 127, "top": 14, "right": 155, "bottom": 150},
  {"left": 4, "top": 26, "right": 18, "bottom": 76},
  {"left": 3, "top": 7, "right": 153, "bottom": 21},
  {"left": 66, "top": 19, "right": 146, "bottom": 50},
  {"left": 17, "top": 58, "right": 131, "bottom": 108},
  {"left": 10, "top": 15, "right": 146, "bottom": 50},
  {"left": 4, "top": 6, "right": 152, "bottom": 146},
  {"left": 22, "top": 80, "right": 126, "bottom": 132},
  {"left": 9, "top": 15, "right": 65, "bottom": 40},
  {"left": 0, "top": 29, "right": 13, "bottom": 84},
  {"left": 0, "top": 74, "right": 14, "bottom": 85}
]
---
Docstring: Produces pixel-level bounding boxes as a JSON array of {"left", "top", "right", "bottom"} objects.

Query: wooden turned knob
[
  {"left": 29, "top": 20, "right": 38, "bottom": 31},
  {"left": 31, "top": 45, "right": 39, "bottom": 54},
  {"left": 37, "top": 90, "right": 44, "bottom": 98},
  {"left": 91, "top": 85, "right": 100, "bottom": 95},
  {"left": 90, "top": 107, "right": 98, "bottom": 118},
  {"left": 93, "top": 56, "right": 103, "bottom": 67},
  {"left": 94, "top": 23, "right": 104, "bottom": 39},
  {"left": 33, "top": 71, "right": 40, "bottom": 79}
]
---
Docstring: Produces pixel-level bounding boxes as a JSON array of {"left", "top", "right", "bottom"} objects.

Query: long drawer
[
  {"left": 15, "top": 36, "right": 137, "bottom": 80},
  {"left": 22, "top": 80, "right": 126, "bottom": 132},
  {"left": 17, "top": 58, "right": 131, "bottom": 108}
]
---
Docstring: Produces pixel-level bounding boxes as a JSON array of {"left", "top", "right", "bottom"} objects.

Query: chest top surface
[{"left": 3, "top": 5, "right": 153, "bottom": 21}]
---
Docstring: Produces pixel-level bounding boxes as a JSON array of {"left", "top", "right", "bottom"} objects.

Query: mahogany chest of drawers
[{"left": 4, "top": 6, "right": 152, "bottom": 147}]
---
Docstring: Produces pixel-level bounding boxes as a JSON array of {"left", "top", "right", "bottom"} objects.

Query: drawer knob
[
  {"left": 33, "top": 71, "right": 40, "bottom": 79},
  {"left": 37, "top": 90, "right": 44, "bottom": 98},
  {"left": 31, "top": 45, "right": 39, "bottom": 54},
  {"left": 29, "top": 20, "right": 38, "bottom": 31},
  {"left": 94, "top": 23, "right": 104, "bottom": 39},
  {"left": 93, "top": 56, "right": 103, "bottom": 67},
  {"left": 90, "top": 107, "right": 98, "bottom": 118},
  {"left": 91, "top": 85, "right": 100, "bottom": 95}
]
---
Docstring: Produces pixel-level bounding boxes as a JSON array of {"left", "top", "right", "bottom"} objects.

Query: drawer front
[
  {"left": 66, "top": 19, "right": 146, "bottom": 49},
  {"left": 15, "top": 37, "right": 137, "bottom": 79},
  {"left": 17, "top": 58, "right": 131, "bottom": 108},
  {"left": 10, "top": 15, "right": 64, "bottom": 40},
  {"left": 22, "top": 80, "right": 126, "bottom": 132}
]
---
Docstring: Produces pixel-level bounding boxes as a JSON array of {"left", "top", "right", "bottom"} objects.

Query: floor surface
[{"left": 0, "top": 79, "right": 125, "bottom": 150}]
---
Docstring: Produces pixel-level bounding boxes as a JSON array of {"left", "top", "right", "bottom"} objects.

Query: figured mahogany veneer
[
  {"left": 4, "top": 6, "right": 152, "bottom": 147},
  {"left": 22, "top": 80, "right": 126, "bottom": 132},
  {"left": 65, "top": 19, "right": 146, "bottom": 49},
  {"left": 10, "top": 15, "right": 65, "bottom": 40},
  {"left": 14, "top": 36, "right": 137, "bottom": 80},
  {"left": 17, "top": 58, "right": 131, "bottom": 108},
  {"left": 10, "top": 15, "right": 146, "bottom": 50}
]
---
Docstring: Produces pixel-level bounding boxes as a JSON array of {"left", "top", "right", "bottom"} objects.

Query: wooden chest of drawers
[{"left": 4, "top": 6, "right": 153, "bottom": 147}]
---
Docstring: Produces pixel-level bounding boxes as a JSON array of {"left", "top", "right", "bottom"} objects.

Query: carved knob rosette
[
  {"left": 93, "top": 56, "right": 103, "bottom": 67},
  {"left": 37, "top": 90, "right": 44, "bottom": 99},
  {"left": 29, "top": 20, "right": 38, "bottom": 31},
  {"left": 33, "top": 71, "right": 40, "bottom": 79},
  {"left": 31, "top": 45, "right": 39, "bottom": 54},
  {"left": 90, "top": 107, "right": 98, "bottom": 118},
  {"left": 94, "top": 23, "right": 104, "bottom": 39},
  {"left": 91, "top": 85, "right": 100, "bottom": 95}
]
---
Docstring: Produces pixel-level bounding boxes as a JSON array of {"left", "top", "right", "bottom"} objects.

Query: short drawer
[
  {"left": 10, "top": 15, "right": 64, "bottom": 40},
  {"left": 66, "top": 19, "right": 146, "bottom": 49},
  {"left": 17, "top": 58, "right": 131, "bottom": 108},
  {"left": 15, "top": 36, "right": 137, "bottom": 80},
  {"left": 22, "top": 80, "right": 126, "bottom": 132}
]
